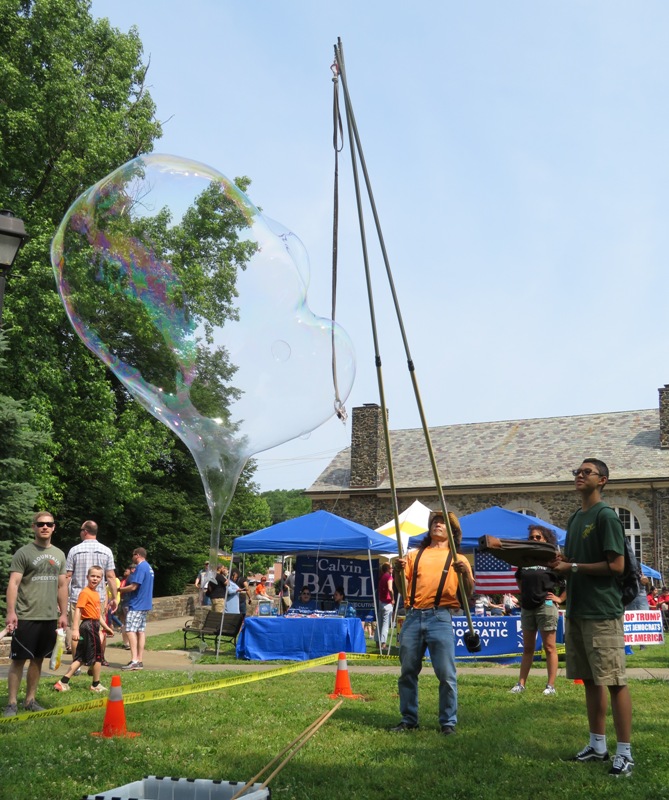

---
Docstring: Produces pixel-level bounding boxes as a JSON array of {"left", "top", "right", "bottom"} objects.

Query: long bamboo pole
[
  {"left": 334, "top": 38, "right": 480, "bottom": 650},
  {"left": 333, "top": 40, "right": 406, "bottom": 597},
  {"left": 229, "top": 700, "right": 344, "bottom": 800}
]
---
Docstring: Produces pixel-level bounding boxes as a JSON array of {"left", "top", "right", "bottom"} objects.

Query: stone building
[{"left": 305, "top": 390, "right": 669, "bottom": 577}]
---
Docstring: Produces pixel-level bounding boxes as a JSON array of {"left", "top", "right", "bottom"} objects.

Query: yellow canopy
[{"left": 375, "top": 499, "right": 431, "bottom": 552}]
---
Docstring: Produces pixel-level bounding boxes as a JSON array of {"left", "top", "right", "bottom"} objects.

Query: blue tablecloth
[{"left": 236, "top": 616, "right": 367, "bottom": 661}]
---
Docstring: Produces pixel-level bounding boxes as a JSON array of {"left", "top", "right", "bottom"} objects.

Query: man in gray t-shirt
[{"left": 4, "top": 512, "right": 67, "bottom": 716}]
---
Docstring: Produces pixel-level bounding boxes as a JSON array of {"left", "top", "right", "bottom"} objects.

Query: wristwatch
[{"left": 571, "top": 563, "right": 579, "bottom": 573}]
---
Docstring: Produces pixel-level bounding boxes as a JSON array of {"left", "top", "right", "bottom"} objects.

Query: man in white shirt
[{"left": 66, "top": 520, "right": 117, "bottom": 651}]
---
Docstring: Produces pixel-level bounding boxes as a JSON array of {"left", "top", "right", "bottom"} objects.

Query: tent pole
[
  {"left": 281, "top": 554, "right": 287, "bottom": 615},
  {"left": 367, "top": 550, "right": 379, "bottom": 650},
  {"left": 215, "top": 552, "right": 234, "bottom": 659}
]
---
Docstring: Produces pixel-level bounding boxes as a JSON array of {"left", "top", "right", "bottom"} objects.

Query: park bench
[{"left": 182, "top": 611, "right": 244, "bottom": 650}]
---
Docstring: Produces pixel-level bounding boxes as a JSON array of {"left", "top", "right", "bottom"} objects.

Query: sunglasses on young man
[{"left": 571, "top": 468, "right": 601, "bottom": 478}]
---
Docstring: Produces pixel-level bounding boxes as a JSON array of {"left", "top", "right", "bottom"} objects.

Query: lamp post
[{"left": 0, "top": 209, "right": 29, "bottom": 327}]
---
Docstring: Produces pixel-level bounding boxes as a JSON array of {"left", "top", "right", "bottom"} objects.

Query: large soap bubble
[{"left": 51, "top": 154, "right": 355, "bottom": 560}]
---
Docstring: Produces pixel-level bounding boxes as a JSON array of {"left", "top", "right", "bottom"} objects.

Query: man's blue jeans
[{"left": 398, "top": 607, "right": 458, "bottom": 727}]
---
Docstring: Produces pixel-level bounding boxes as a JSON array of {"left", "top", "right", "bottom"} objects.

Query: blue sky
[{"left": 90, "top": 1, "right": 669, "bottom": 491}]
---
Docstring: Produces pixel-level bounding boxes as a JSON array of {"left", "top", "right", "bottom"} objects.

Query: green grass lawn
[{"left": 3, "top": 648, "right": 668, "bottom": 799}]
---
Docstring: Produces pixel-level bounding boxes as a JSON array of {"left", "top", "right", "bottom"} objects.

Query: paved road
[{"left": 3, "top": 615, "right": 668, "bottom": 680}]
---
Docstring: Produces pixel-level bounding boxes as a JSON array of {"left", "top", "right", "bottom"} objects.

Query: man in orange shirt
[{"left": 391, "top": 510, "right": 473, "bottom": 735}]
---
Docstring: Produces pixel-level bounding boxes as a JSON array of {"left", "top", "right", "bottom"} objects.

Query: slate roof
[{"left": 307, "top": 409, "right": 669, "bottom": 492}]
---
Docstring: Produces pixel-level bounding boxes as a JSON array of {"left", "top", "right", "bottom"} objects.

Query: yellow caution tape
[
  {"left": 348, "top": 653, "right": 398, "bottom": 661},
  {"left": 348, "top": 644, "right": 566, "bottom": 663},
  {"left": 0, "top": 697, "right": 106, "bottom": 725},
  {"left": 0, "top": 644, "right": 566, "bottom": 725},
  {"left": 454, "top": 643, "right": 566, "bottom": 661},
  {"left": 0, "top": 653, "right": 340, "bottom": 725},
  {"left": 122, "top": 654, "right": 339, "bottom": 707}
]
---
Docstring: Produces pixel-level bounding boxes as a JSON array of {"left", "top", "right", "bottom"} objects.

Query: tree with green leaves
[
  {"left": 0, "top": 331, "right": 51, "bottom": 611},
  {"left": 261, "top": 488, "right": 311, "bottom": 525},
  {"left": 0, "top": 0, "right": 272, "bottom": 593},
  {"left": 1, "top": 0, "right": 165, "bottom": 527}
]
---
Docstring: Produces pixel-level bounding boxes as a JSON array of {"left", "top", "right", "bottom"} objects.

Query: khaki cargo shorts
[
  {"left": 565, "top": 616, "right": 627, "bottom": 685},
  {"left": 520, "top": 603, "right": 559, "bottom": 633}
]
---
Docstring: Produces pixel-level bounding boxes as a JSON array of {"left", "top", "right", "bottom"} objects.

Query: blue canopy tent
[
  {"left": 641, "top": 563, "right": 662, "bottom": 580},
  {"left": 407, "top": 506, "right": 566, "bottom": 551},
  {"left": 232, "top": 511, "right": 398, "bottom": 661},
  {"left": 232, "top": 510, "right": 400, "bottom": 555}
]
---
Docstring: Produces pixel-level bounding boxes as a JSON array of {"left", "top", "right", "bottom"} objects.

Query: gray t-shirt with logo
[{"left": 10, "top": 542, "right": 67, "bottom": 620}]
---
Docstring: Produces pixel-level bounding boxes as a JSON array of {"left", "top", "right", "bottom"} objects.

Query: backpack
[
  {"left": 594, "top": 508, "right": 640, "bottom": 607},
  {"left": 620, "top": 538, "right": 641, "bottom": 607}
]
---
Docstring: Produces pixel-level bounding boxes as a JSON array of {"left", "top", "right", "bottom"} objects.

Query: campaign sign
[
  {"left": 295, "top": 555, "right": 379, "bottom": 617},
  {"left": 451, "top": 615, "right": 565, "bottom": 662},
  {"left": 624, "top": 609, "right": 665, "bottom": 646}
]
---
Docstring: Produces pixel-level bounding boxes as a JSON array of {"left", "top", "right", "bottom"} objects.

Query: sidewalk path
[
  {"left": 3, "top": 615, "right": 668, "bottom": 680},
  {"left": 103, "top": 615, "right": 669, "bottom": 680}
]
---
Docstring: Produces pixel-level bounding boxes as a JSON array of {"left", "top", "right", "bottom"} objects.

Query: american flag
[{"left": 474, "top": 550, "right": 518, "bottom": 593}]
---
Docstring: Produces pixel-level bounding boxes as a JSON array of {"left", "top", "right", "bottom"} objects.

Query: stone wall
[
  {"left": 660, "top": 385, "right": 669, "bottom": 448},
  {"left": 349, "top": 404, "right": 387, "bottom": 488},
  {"left": 148, "top": 586, "right": 198, "bottom": 621}
]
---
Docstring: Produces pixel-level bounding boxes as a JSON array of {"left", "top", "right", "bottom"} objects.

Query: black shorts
[
  {"left": 73, "top": 619, "right": 103, "bottom": 666},
  {"left": 10, "top": 620, "right": 58, "bottom": 661}
]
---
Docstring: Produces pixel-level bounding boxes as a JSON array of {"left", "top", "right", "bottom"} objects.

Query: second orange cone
[
  {"left": 92, "top": 674, "right": 140, "bottom": 738},
  {"left": 329, "top": 652, "right": 363, "bottom": 700}
]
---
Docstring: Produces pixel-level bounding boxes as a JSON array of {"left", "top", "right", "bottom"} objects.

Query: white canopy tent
[{"left": 375, "top": 499, "right": 431, "bottom": 554}]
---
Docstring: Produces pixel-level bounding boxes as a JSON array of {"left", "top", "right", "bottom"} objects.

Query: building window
[
  {"left": 613, "top": 506, "right": 642, "bottom": 563},
  {"left": 516, "top": 509, "right": 536, "bottom": 517}
]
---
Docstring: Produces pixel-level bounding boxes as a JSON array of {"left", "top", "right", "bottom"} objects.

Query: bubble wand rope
[
  {"left": 330, "top": 42, "right": 407, "bottom": 602},
  {"left": 229, "top": 700, "right": 343, "bottom": 800},
  {"left": 333, "top": 38, "right": 480, "bottom": 652}
]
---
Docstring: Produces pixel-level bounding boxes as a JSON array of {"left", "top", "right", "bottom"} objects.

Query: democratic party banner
[
  {"left": 451, "top": 615, "right": 564, "bottom": 662},
  {"left": 624, "top": 609, "right": 664, "bottom": 646},
  {"left": 295, "top": 555, "right": 379, "bottom": 617}
]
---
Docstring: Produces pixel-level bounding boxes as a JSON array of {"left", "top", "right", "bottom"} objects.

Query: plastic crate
[{"left": 82, "top": 775, "right": 270, "bottom": 800}]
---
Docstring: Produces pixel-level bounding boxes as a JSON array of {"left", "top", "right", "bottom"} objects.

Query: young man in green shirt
[
  {"left": 4, "top": 511, "right": 68, "bottom": 716},
  {"left": 551, "top": 458, "right": 633, "bottom": 777}
]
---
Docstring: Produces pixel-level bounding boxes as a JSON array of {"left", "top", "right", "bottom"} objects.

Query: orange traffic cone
[
  {"left": 329, "top": 652, "right": 363, "bottom": 700},
  {"left": 92, "top": 675, "right": 140, "bottom": 738}
]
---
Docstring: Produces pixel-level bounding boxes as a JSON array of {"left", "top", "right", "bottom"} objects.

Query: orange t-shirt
[
  {"left": 405, "top": 546, "right": 472, "bottom": 610},
  {"left": 76, "top": 585, "right": 101, "bottom": 621}
]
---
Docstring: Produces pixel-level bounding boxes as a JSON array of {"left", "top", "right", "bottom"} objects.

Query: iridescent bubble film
[{"left": 51, "top": 154, "right": 355, "bottom": 553}]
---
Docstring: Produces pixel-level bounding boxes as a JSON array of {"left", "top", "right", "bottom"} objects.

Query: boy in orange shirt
[{"left": 54, "top": 566, "right": 114, "bottom": 693}]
